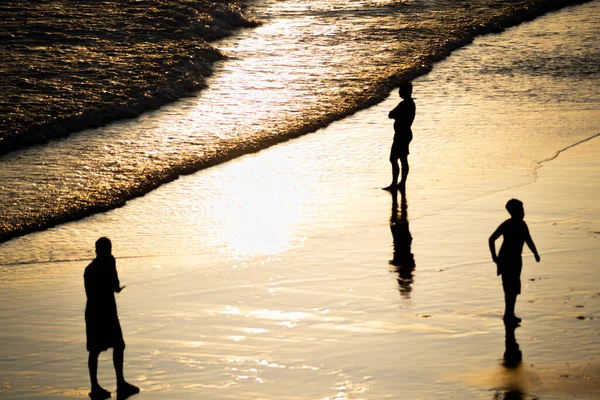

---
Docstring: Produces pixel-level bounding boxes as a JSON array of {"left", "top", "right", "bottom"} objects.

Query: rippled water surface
[
  {"left": 1, "top": 0, "right": 596, "bottom": 242},
  {"left": 0, "top": 0, "right": 256, "bottom": 148},
  {"left": 0, "top": 3, "right": 599, "bottom": 399}
]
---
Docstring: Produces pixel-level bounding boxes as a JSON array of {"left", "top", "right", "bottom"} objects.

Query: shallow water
[
  {"left": 1, "top": 1, "right": 598, "bottom": 264},
  {"left": 1, "top": 0, "right": 597, "bottom": 243},
  {"left": 1, "top": 4, "right": 599, "bottom": 399}
]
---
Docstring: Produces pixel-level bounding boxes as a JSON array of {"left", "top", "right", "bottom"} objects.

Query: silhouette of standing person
[
  {"left": 389, "top": 188, "right": 415, "bottom": 298},
  {"left": 489, "top": 199, "right": 540, "bottom": 324},
  {"left": 85, "top": 237, "right": 139, "bottom": 400},
  {"left": 384, "top": 82, "right": 415, "bottom": 191}
]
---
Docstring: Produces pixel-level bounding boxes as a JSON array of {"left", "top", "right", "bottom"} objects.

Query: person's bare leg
[
  {"left": 113, "top": 347, "right": 124, "bottom": 386},
  {"left": 512, "top": 294, "right": 521, "bottom": 322},
  {"left": 504, "top": 293, "right": 520, "bottom": 322},
  {"left": 114, "top": 347, "right": 139, "bottom": 397},
  {"left": 384, "top": 158, "right": 400, "bottom": 190},
  {"left": 400, "top": 156, "right": 409, "bottom": 186},
  {"left": 89, "top": 351, "right": 99, "bottom": 389},
  {"left": 89, "top": 351, "right": 110, "bottom": 398}
]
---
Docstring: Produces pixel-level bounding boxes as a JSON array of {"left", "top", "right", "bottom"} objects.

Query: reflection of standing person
[
  {"left": 503, "top": 319, "right": 522, "bottom": 369},
  {"left": 389, "top": 189, "right": 415, "bottom": 298},
  {"left": 496, "top": 319, "right": 526, "bottom": 400},
  {"left": 85, "top": 237, "right": 139, "bottom": 400},
  {"left": 384, "top": 82, "right": 415, "bottom": 191},
  {"left": 489, "top": 199, "right": 540, "bottom": 324}
]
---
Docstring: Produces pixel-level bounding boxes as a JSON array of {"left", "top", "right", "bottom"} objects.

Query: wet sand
[
  {"left": 1, "top": 119, "right": 598, "bottom": 399},
  {"left": 1, "top": 7, "right": 600, "bottom": 400}
]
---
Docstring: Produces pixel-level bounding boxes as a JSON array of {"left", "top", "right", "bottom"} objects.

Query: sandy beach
[
  {"left": 1, "top": 104, "right": 598, "bottom": 400},
  {"left": 1, "top": 4, "right": 600, "bottom": 400}
]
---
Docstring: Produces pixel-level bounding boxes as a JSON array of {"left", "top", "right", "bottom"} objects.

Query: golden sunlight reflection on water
[
  {"left": 1, "top": 5, "right": 599, "bottom": 399},
  {"left": 449, "top": 360, "right": 600, "bottom": 399},
  {"left": 203, "top": 156, "right": 306, "bottom": 257}
]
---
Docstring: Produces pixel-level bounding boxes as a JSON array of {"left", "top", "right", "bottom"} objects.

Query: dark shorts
[
  {"left": 390, "top": 140, "right": 411, "bottom": 160},
  {"left": 501, "top": 273, "right": 521, "bottom": 295},
  {"left": 498, "top": 259, "right": 522, "bottom": 295}
]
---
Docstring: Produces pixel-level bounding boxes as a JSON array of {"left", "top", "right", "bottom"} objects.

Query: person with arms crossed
[{"left": 385, "top": 81, "right": 415, "bottom": 191}]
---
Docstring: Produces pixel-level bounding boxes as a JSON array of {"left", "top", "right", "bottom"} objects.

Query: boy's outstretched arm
[
  {"left": 489, "top": 227, "right": 502, "bottom": 263},
  {"left": 525, "top": 225, "right": 541, "bottom": 262}
]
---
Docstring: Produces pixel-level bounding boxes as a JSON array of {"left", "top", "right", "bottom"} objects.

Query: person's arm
[
  {"left": 389, "top": 104, "right": 401, "bottom": 119},
  {"left": 489, "top": 226, "right": 502, "bottom": 263},
  {"left": 109, "top": 257, "right": 126, "bottom": 293},
  {"left": 524, "top": 224, "right": 540, "bottom": 262},
  {"left": 84, "top": 270, "right": 92, "bottom": 299}
]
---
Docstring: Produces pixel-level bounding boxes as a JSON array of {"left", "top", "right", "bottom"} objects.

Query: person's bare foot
[
  {"left": 503, "top": 314, "right": 521, "bottom": 325},
  {"left": 117, "top": 381, "right": 139, "bottom": 399},
  {"left": 89, "top": 386, "right": 111, "bottom": 399}
]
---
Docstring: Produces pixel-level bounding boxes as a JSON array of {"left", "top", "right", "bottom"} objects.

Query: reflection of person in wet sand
[
  {"left": 496, "top": 319, "right": 526, "bottom": 400},
  {"left": 503, "top": 319, "right": 522, "bottom": 369},
  {"left": 85, "top": 237, "right": 139, "bottom": 400},
  {"left": 389, "top": 188, "right": 415, "bottom": 298},
  {"left": 384, "top": 82, "right": 415, "bottom": 191},
  {"left": 489, "top": 199, "right": 540, "bottom": 324}
]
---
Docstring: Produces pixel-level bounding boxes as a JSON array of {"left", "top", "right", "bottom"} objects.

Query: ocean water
[
  {"left": 0, "top": 0, "right": 258, "bottom": 151},
  {"left": 0, "top": 0, "right": 597, "bottom": 243},
  {"left": 0, "top": 2, "right": 599, "bottom": 399}
]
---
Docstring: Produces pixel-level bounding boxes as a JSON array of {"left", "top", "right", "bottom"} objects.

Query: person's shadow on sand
[
  {"left": 494, "top": 320, "right": 526, "bottom": 400},
  {"left": 388, "top": 188, "right": 415, "bottom": 298}
]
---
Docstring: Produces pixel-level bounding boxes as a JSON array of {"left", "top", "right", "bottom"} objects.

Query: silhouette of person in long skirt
[
  {"left": 389, "top": 188, "right": 415, "bottom": 298},
  {"left": 85, "top": 237, "right": 139, "bottom": 400},
  {"left": 384, "top": 82, "right": 415, "bottom": 191}
]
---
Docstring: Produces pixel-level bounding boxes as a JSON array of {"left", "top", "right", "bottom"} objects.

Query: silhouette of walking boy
[
  {"left": 85, "top": 237, "right": 139, "bottom": 399},
  {"left": 489, "top": 199, "right": 540, "bottom": 324},
  {"left": 385, "top": 82, "right": 415, "bottom": 191}
]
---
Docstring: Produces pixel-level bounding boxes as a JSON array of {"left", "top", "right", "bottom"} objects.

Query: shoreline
[
  {"left": 0, "top": 0, "right": 596, "bottom": 246},
  {"left": 1, "top": 0, "right": 590, "bottom": 156},
  {"left": 1, "top": 2, "right": 599, "bottom": 398},
  {"left": 1, "top": 126, "right": 598, "bottom": 400}
]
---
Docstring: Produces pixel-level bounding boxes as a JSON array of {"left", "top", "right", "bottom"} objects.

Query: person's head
[
  {"left": 95, "top": 237, "right": 112, "bottom": 257},
  {"left": 399, "top": 82, "right": 413, "bottom": 99},
  {"left": 505, "top": 199, "right": 524, "bottom": 219}
]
